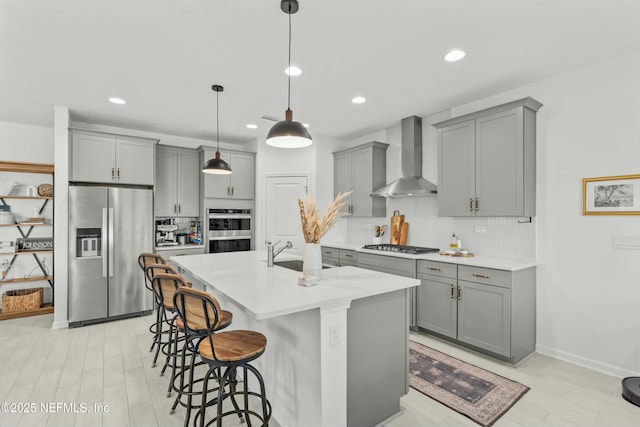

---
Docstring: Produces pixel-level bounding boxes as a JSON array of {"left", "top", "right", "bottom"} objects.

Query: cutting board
[
  {"left": 399, "top": 222, "right": 408, "bottom": 245},
  {"left": 390, "top": 211, "right": 405, "bottom": 245}
]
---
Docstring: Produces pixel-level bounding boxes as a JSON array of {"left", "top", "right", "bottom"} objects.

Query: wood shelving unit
[{"left": 0, "top": 160, "right": 54, "bottom": 320}]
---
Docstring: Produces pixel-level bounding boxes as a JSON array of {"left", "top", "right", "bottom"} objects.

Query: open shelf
[
  {"left": 0, "top": 250, "right": 53, "bottom": 256},
  {"left": 0, "top": 275, "right": 53, "bottom": 285},
  {"left": 0, "top": 223, "right": 51, "bottom": 227},
  {"left": 0, "top": 161, "right": 54, "bottom": 174},
  {"left": 0, "top": 196, "right": 53, "bottom": 200},
  {"left": 0, "top": 303, "right": 54, "bottom": 320}
]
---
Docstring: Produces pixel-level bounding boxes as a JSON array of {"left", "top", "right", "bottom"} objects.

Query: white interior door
[{"left": 265, "top": 175, "right": 308, "bottom": 254}]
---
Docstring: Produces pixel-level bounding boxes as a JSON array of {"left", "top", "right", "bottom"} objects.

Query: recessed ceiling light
[
  {"left": 352, "top": 96, "right": 366, "bottom": 104},
  {"left": 444, "top": 50, "right": 466, "bottom": 62},
  {"left": 303, "top": 123, "right": 310, "bottom": 128},
  {"left": 108, "top": 97, "right": 126, "bottom": 105},
  {"left": 246, "top": 124, "right": 258, "bottom": 129},
  {"left": 285, "top": 66, "right": 302, "bottom": 76}
]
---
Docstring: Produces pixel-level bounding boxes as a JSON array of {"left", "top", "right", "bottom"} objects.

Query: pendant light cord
[
  {"left": 287, "top": 7, "right": 292, "bottom": 110},
  {"left": 216, "top": 90, "right": 220, "bottom": 151}
]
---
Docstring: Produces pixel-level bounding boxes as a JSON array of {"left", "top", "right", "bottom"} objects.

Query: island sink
[{"left": 274, "top": 259, "right": 331, "bottom": 272}]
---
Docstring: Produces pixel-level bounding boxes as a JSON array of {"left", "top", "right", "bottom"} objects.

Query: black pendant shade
[
  {"left": 266, "top": 0, "right": 312, "bottom": 148},
  {"left": 203, "top": 84, "right": 232, "bottom": 175}
]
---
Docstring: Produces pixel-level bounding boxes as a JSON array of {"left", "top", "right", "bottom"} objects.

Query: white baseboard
[
  {"left": 536, "top": 344, "right": 639, "bottom": 379},
  {"left": 51, "top": 320, "right": 69, "bottom": 329}
]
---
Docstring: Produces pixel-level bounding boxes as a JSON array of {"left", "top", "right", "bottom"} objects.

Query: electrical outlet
[{"left": 329, "top": 324, "right": 340, "bottom": 346}]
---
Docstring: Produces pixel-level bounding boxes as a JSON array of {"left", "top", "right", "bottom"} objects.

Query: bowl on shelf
[
  {"left": 0, "top": 181, "right": 17, "bottom": 196},
  {"left": 0, "top": 211, "right": 15, "bottom": 225}
]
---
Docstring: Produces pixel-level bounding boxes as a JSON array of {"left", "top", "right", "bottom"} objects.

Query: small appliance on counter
[{"left": 156, "top": 219, "right": 178, "bottom": 246}]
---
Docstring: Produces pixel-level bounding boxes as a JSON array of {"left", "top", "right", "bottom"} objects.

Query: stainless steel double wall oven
[{"left": 207, "top": 208, "right": 252, "bottom": 253}]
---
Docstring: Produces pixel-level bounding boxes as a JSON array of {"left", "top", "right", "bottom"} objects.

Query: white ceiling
[{"left": 2, "top": 0, "right": 640, "bottom": 144}]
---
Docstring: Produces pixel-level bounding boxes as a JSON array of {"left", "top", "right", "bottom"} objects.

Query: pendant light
[
  {"left": 202, "top": 84, "right": 232, "bottom": 175},
  {"left": 266, "top": 0, "right": 312, "bottom": 148}
]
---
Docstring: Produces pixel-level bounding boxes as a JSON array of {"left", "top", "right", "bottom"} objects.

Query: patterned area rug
[{"left": 409, "top": 341, "right": 529, "bottom": 427}]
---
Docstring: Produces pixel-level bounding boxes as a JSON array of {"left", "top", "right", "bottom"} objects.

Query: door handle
[
  {"left": 108, "top": 208, "right": 114, "bottom": 278},
  {"left": 457, "top": 286, "right": 461, "bottom": 301},
  {"left": 450, "top": 284, "right": 455, "bottom": 299},
  {"left": 102, "top": 208, "right": 108, "bottom": 278},
  {"left": 475, "top": 197, "right": 479, "bottom": 212},
  {"left": 469, "top": 198, "right": 473, "bottom": 212}
]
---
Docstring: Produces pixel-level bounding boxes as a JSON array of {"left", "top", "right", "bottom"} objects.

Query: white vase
[{"left": 303, "top": 243, "right": 322, "bottom": 279}]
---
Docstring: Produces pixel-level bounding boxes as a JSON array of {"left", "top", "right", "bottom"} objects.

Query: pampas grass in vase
[{"left": 297, "top": 192, "right": 351, "bottom": 279}]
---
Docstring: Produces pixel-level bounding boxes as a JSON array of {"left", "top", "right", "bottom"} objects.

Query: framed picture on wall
[{"left": 583, "top": 174, "right": 640, "bottom": 215}]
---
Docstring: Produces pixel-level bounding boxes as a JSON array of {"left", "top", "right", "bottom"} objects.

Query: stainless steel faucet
[{"left": 266, "top": 240, "right": 293, "bottom": 267}]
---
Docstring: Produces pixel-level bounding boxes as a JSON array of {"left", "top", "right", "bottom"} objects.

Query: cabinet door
[
  {"left": 417, "top": 275, "right": 457, "bottom": 338},
  {"left": 457, "top": 280, "right": 511, "bottom": 357},
  {"left": 155, "top": 148, "right": 178, "bottom": 216},
  {"left": 116, "top": 139, "right": 154, "bottom": 185},
  {"left": 437, "top": 120, "right": 475, "bottom": 216},
  {"left": 352, "top": 148, "right": 372, "bottom": 216},
  {"left": 334, "top": 151, "right": 353, "bottom": 211},
  {"left": 203, "top": 151, "right": 231, "bottom": 198},
  {"left": 177, "top": 150, "right": 200, "bottom": 216},
  {"left": 229, "top": 153, "right": 255, "bottom": 199},
  {"left": 475, "top": 108, "right": 524, "bottom": 216},
  {"left": 72, "top": 133, "right": 116, "bottom": 183}
]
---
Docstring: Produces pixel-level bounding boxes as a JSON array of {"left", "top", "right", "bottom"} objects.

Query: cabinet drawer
[
  {"left": 357, "top": 253, "right": 413, "bottom": 277},
  {"left": 339, "top": 249, "right": 357, "bottom": 263},
  {"left": 323, "top": 258, "right": 340, "bottom": 267},
  {"left": 340, "top": 260, "right": 358, "bottom": 267},
  {"left": 458, "top": 265, "right": 510, "bottom": 288},
  {"left": 416, "top": 260, "right": 457, "bottom": 279},
  {"left": 322, "top": 246, "right": 340, "bottom": 259}
]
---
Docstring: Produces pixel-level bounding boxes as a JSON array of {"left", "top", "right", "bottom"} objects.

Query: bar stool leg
[{"left": 152, "top": 310, "right": 165, "bottom": 368}]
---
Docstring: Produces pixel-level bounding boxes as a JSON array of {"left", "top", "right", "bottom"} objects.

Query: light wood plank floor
[{"left": 0, "top": 314, "right": 638, "bottom": 427}]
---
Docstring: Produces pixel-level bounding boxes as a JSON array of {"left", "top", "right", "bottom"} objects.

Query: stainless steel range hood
[{"left": 370, "top": 116, "right": 437, "bottom": 198}]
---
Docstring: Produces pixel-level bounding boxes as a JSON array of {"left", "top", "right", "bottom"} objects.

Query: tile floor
[{"left": 0, "top": 313, "right": 638, "bottom": 427}]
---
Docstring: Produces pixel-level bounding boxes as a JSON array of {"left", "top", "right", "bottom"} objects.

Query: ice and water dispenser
[{"left": 76, "top": 228, "right": 101, "bottom": 257}]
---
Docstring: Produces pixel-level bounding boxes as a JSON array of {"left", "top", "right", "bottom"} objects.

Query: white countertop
[
  {"left": 322, "top": 241, "right": 537, "bottom": 271},
  {"left": 171, "top": 250, "right": 419, "bottom": 320},
  {"left": 155, "top": 243, "right": 205, "bottom": 251}
]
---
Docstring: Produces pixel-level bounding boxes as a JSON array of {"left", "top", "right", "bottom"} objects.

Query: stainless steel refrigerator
[{"left": 68, "top": 185, "right": 153, "bottom": 326}]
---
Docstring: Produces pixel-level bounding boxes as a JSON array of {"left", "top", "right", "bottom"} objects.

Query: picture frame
[{"left": 582, "top": 174, "right": 640, "bottom": 215}]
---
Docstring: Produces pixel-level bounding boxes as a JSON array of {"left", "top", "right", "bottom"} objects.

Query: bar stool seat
[{"left": 199, "top": 330, "right": 266, "bottom": 362}]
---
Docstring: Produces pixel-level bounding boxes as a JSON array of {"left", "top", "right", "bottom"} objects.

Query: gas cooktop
[{"left": 361, "top": 244, "right": 439, "bottom": 255}]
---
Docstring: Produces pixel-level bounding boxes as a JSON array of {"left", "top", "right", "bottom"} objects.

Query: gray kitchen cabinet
[
  {"left": 333, "top": 142, "right": 388, "bottom": 217},
  {"left": 434, "top": 97, "right": 542, "bottom": 217},
  {"left": 155, "top": 146, "right": 199, "bottom": 217},
  {"left": 357, "top": 252, "right": 413, "bottom": 277},
  {"left": 71, "top": 131, "right": 155, "bottom": 185},
  {"left": 201, "top": 149, "right": 255, "bottom": 199},
  {"left": 416, "top": 260, "right": 457, "bottom": 339},
  {"left": 321, "top": 246, "right": 358, "bottom": 267},
  {"left": 416, "top": 260, "right": 535, "bottom": 364}
]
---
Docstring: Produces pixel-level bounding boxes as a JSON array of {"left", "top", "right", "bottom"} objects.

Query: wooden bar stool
[
  {"left": 171, "top": 287, "right": 233, "bottom": 427},
  {"left": 145, "top": 264, "right": 178, "bottom": 368},
  {"left": 173, "top": 288, "right": 271, "bottom": 427},
  {"left": 137, "top": 253, "right": 167, "bottom": 353}
]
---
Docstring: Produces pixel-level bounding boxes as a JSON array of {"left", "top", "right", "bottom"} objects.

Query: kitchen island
[{"left": 171, "top": 250, "right": 419, "bottom": 427}]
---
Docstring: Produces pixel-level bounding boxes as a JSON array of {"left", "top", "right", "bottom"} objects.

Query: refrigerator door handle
[
  {"left": 108, "top": 207, "right": 114, "bottom": 277},
  {"left": 102, "top": 208, "right": 108, "bottom": 278}
]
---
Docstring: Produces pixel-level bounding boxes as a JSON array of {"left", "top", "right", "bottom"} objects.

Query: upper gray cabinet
[
  {"left": 201, "top": 149, "right": 255, "bottom": 199},
  {"left": 333, "top": 142, "right": 388, "bottom": 217},
  {"left": 434, "top": 97, "right": 542, "bottom": 217},
  {"left": 155, "top": 146, "right": 199, "bottom": 217},
  {"left": 71, "top": 131, "right": 155, "bottom": 185}
]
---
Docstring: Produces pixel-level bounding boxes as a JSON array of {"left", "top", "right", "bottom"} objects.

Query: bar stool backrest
[
  {"left": 152, "top": 272, "right": 189, "bottom": 309},
  {"left": 174, "top": 287, "right": 222, "bottom": 335},
  {"left": 138, "top": 253, "right": 166, "bottom": 290}
]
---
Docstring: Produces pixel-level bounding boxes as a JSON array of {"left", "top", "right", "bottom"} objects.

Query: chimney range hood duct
[{"left": 370, "top": 116, "right": 437, "bottom": 198}]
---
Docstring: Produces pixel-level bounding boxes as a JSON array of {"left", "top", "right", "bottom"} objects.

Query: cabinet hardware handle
[
  {"left": 174, "top": 204, "right": 177, "bottom": 213},
  {"left": 427, "top": 266, "right": 441, "bottom": 271},
  {"left": 178, "top": 204, "right": 181, "bottom": 213},
  {"left": 457, "top": 286, "right": 461, "bottom": 301},
  {"left": 117, "top": 168, "right": 120, "bottom": 180},
  {"left": 475, "top": 197, "right": 479, "bottom": 212},
  {"left": 472, "top": 273, "right": 490, "bottom": 279},
  {"left": 450, "top": 284, "right": 455, "bottom": 299},
  {"left": 227, "top": 186, "right": 231, "bottom": 196},
  {"left": 345, "top": 254, "right": 353, "bottom": 258},
  {"left": 112, "top": 168, "right": 115, "bottom": 180},
  {"left": 231, "top": 186, "right": 234, "bottom": 196},
  {"left": 469, "top": 198, "right": 473, "bottom": 212}
]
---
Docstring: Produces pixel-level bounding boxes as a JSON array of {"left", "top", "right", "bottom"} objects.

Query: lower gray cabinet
[
  {"left": 321, "top": 246, "right": 358, "bottom": 267},
  {"left": 416, "top": 260, "right": 535, "bottom": 364},
  {"left": 357, "top": 252, "right": 413, "bottom": 277}
]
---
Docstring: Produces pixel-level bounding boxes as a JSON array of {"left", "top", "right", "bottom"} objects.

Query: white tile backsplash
[{"left": 345, "top": 197, "right": 536, "bottom": 259}]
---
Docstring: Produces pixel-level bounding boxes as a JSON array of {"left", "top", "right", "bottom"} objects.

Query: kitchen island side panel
[{"left": 347, "top": 288, "right": 408, "bottom": 427}]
